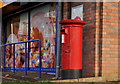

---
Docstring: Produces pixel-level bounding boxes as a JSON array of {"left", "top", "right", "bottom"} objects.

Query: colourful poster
[
  {"left": 30, "top": 3, "right": 56, "bottom": 68},
  {"left": 0, "top": 0, "right": 6, "bottom": 8},
  {"left": 5, "top": 13, "right": 28, "bottom": 67},
  {"left": 0, "top": 0, "right": 17, "bottom": 8}
]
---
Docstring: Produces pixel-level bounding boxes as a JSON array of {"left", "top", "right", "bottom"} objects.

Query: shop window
[
  {"left": 5, "top": 12, "right": 28, "bottom": 68},
  {"left": 30, "top": 3, "right": 56, "bottom": 68},
  {"left": 5, "top": 3, "right": 57, "bottom": 69}
]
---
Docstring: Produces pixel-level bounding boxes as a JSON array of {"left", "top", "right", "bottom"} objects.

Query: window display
[
  {"left": 5, "top": 3, "right": 57, "bottom": 69},
  {"left": 30, "top": 3, "right": 56, "bottom": 68},
  {"left": 5, "top": 13, "right": 28, "bottom": 67}
]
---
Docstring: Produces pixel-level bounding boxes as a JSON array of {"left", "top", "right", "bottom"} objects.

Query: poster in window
[
  {"left": 5, "top": 13, "right": 28, "bottom": 68},
  {"left": 71, "top": 4, "right": 83, "bottom": 20},
  {"left": 30, "top": 3, "right": 56, "bottom": 68}
]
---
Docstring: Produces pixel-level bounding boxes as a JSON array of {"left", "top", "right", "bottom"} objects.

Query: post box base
[{"left": 61, "top": 69, "right": 82, "bottom": 79}]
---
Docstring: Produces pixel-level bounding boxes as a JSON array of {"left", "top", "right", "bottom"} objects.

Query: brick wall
[
  {"left": 63, "top": 2, "right": 71, "bottom": 20},
  {"left": 119, "top": 2, "right": 120, "bottom": 80},
  {"left": 102, "top": 2, "right": 119, "bottom": 81},
  {"left": 82, "top": 2, "right": 96, "bottom": 78},
  {"left": 95, "top": 2, "right": 103, "bottom": 77}
]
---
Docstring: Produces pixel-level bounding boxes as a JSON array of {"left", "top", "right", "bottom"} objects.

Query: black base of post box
[{"left": 61, "top": 69, "right": 82, "bottom": 79}]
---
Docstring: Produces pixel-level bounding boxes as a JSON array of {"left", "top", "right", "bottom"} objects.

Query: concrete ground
[
  {"left": 1, "top": 71, "right": 120, "bottom": 84},
  {"left": 2, "top": 71, "right": 56, "bottom": 82}
]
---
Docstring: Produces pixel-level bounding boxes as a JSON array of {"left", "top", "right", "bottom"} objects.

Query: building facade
[{"left": 1, "top": 2, "right": 120, "bottom": 81}]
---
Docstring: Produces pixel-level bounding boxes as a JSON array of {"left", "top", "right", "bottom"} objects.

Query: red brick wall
[
  {"left": 96, "top": 3, "right": 101, "bottom": 77},
  {"left": 119, "top": 2, "right": 120, "bottom": 80},
  {"left": 82, "top": 2, "right": 96, "bottom": 78},
  {"left": 102, "top": 2, "right": 119, "bottom": 81},
  {"left": 63, "top": 2, "right": 71, "bottom": 20}
]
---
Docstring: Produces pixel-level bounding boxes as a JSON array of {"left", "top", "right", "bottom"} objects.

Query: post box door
[{"left": 62, "top": 27, "right": 70, "bottom": 69}]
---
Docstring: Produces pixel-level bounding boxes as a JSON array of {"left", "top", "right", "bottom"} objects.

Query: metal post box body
[{"left": 60, "top": 19, "right": 86, "bottom": 79}]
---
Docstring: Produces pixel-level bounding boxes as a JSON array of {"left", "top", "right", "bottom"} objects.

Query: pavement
[
  {"left": 2, "top": 71, "right": 56, "bottom": 82},
  {"left": 2, "top": 71, "right": 120, "bottom": 83}
]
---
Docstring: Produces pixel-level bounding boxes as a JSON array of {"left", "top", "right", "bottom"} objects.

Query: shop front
[
  {"left": 2, "top": 1, "right": 120, "bottom": 81},
  {"left": 2, "top": 2, "right": 59, "bottom": 77}
]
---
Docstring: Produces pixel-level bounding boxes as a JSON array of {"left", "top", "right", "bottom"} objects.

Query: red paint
[{"left": 60, "top": 19, "right": 86, "bottom": 69}]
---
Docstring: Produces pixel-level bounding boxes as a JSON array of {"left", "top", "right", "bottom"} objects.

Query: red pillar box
[{"left": 60, "top": 18, "right": 86, "bottom": 79}]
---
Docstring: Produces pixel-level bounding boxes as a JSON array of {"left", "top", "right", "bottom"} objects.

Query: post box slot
[{"left": 61, "top": 29, "right": 65, "bottom": 33}]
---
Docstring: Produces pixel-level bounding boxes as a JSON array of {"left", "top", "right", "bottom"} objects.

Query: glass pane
[
  {"left": 30, "top": 3, "right": 56, "bottom": 68},
  {"left": 5, "top": 12, "right": 28, "bottom": 68}
]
